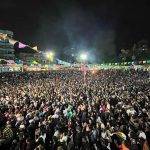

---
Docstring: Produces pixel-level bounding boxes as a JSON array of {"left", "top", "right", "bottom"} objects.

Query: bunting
[
  {"left": 57, "top": 59, "right": 62, "bottom": 65},
  {"left": 15, "top": 60, "right": 23, "bottom": 64},
  {"left": 1, "top": 33, "right": 70, "bottom": 65},
  {"left": 1, "top": 32, "right": 70, "bottom": 65},
  {"left": 33, "top": 61, "right": 38, "bottom": 64},
  {"left": 53, "top": 56, "right": 57, "bottom": 63},
  {"left": 0, "top": 33, "right": 7, "bottom": 39},
  {"left": 49, "top": 55, "right": 54, "bottom": 62},
  {"left": 32, "top": 46, "right": 38, "bottom": 52},
  {"left": 7, "top": 37, "right": 18, "bottom": 45},
  {"left": 19, "top": 42, "right": 27, "bottom": 48}
]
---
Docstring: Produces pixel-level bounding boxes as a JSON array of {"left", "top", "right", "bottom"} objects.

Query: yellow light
[{"left": 92, "top": 70, "right": 95, "bottom": 74}]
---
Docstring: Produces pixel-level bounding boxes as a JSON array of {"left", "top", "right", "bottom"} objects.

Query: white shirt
[
  {"left": 39, "top": 133, "right": 46, "bottom": 143},
  {"left": 139, "top": 131, "right": 146, "bottom": 140}
]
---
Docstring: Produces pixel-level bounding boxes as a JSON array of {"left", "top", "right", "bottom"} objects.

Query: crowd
[{"left": 0, "top": 69, "right": 150, "bottom": 150}]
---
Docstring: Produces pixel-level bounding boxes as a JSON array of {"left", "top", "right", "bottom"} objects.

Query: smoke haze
[{"left": 36, "top": 4, "right": 116, "bottom": 63}]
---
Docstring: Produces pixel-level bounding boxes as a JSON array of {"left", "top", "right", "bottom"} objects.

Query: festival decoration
[
  {"left": 49, "top": 55, "right": 54, "bottom": 62},
  {"left": 32, "top": 46, "right": 38, "bottom": 52},
  {"left": 53, "top": 56, "right": 57, "bottom": 63},
  {"left": 2, "top": 33, "right": 150, "bottom": 68},
  {"left": 7, "top": 37, "right": 18, "bottom": 45},
  {"left": 15, "top": 60, "right": 23, "bottom": 64},
  {"left": 33, "top": 61, "right": 38, "bottom": 65},
  {"left": 0, "top": 33, "right": 7, "bottom": 39},
  {"left": 19, "top": 42, "right": 27, "bottom": 48}
]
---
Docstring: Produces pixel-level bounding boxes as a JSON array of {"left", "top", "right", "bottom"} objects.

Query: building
[
  {"left": 16, "top": 52, "right": 48, "bottom": 64},
  {"left": 137, "top": 40, "right": 149, "bottom": 51},
  {"left": 0, "top": 30, "right": 15, "bottom": 60}
]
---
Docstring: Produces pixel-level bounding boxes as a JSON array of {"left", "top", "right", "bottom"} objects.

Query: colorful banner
[
  {"left": 32, "top": 46, "right": 38, "bottom": 52},
  {"left": 15, "top": 60, "right": 23, "bottom": 64},
  {"left": 0, "top": 33, "right": 7, "bottom": 39},
  {"left": 49, "top": 55, "right": 54, "bottom": 62},
  {"left": 19, "top": 42, "right": 27, "bottom": 48},
  {"left": 8, "top": 37, "right": 18, "bottom": 45}
]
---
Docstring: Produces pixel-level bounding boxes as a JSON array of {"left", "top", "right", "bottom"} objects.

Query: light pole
[
  {"left": 46, "top": 51, "right": 54, "bottom": 58},
  {"left": 45, "top": 51, "right": 54, "bottom": 70},
  {"left": 80, "top": 53, "right": 88, "bottom": 83},
  {"left": 80, "top": 53, "right": 87, "bottom": 64}
]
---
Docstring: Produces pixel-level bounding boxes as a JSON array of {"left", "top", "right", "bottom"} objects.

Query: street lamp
[
  {"left": 80, "top": 53, "right": 88, "bottom": 63},
  {"left": 46, "top": 51, "right": 54, "bottom": 58},
  {"left": 80, "top": 53, "right": 88, "bottom": 83}
]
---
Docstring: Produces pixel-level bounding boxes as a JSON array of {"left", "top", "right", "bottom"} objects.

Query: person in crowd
[{"left": 0, "top": 69, "right": 150, "bottom": 150}]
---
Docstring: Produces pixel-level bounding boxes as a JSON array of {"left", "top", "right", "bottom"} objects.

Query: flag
[
  {"left": 57, "top": 59, "right": 62, "bottom": 65},
  {"left": 32, "top": 46, "right": 38, "bottom": 52},
  {"left": 0, "top": 33, "right": 7, "bottom": 39},
  {"left": 15, "top": 60, "right": 23, "bottom": 64},
  {"left": 49, "top": 56, "right": 54, "bottom": 62},
  {"left": 58, "top": 60, "right": 62, "bottom": 65},
  {"left": 7, "top": 37, "right": 17, "bottom": 45},
  {"left": 33, "top": 60, "right": 38, "bottom": 64},
  {"left": 53, "top": 56, "right": 57, "bottom": 63},
  {"left": 57, "top": 59, "right": 60, "bottom": 64},
  {"left": 18, "top": 42, "right": 27, "bottom": 48}
]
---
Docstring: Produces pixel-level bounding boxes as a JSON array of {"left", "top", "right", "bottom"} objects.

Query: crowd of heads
[{"left": 0, "top": 69, "right": 150, "bottom": 150}]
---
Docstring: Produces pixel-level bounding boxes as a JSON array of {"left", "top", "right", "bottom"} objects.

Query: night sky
[{"left": 0, "top": 0, "right": 150, "bottom": 62}]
